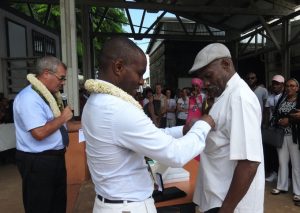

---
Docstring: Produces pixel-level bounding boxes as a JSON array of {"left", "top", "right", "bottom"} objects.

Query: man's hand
[
  {"left": 183, "top": 115, "right": 215, "bottom": 135},
  {"left": 289, "top": 109, "right": 300, "bottom": 120},
  {"left": 201, "top": 114, "right": 215, "bottom": 128},
  {"left": 61, "top": 106, "right": 73, "bottom": 123}
]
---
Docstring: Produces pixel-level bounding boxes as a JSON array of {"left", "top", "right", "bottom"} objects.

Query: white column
[{"left": 60, "top": 0, "right": 79, "bottom": 115}]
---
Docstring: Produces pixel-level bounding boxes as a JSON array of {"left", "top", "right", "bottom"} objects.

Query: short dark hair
[{"left": 99, "top": 36, "right": 145, "bottom": 72}]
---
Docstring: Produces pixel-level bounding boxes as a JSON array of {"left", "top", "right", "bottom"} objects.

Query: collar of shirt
[{"left": 215, "top": 73, "right": 240, "bottom": 103}]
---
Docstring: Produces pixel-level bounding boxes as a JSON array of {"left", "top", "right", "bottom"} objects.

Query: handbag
[{"left": 261, "top": 127, "right": 285, "bottom": 148}]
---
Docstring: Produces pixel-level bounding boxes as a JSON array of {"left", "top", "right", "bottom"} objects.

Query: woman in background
[{"left": 271, "top": 78, "right": 300, "bottom": 205}]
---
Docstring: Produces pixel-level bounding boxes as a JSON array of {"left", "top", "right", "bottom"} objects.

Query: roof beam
[
  {"left": 5, "top": 0, "right": 295, "bottom": 16},
  {"left": 93, "top": 32, "right": 228, "bottom": 41},
  {"left": 263, "top": 0, "right": 297, "bottom": 10},
  {"left": 144, "top": 11, "right": 166, "bottom": 35},
  {"left": 80, "top": 0, "right": 292, "bottom": 16},
  {"left": 176, "top": 15, "right": 189, "bottom": 35},
  {"left": 138, "top": 9, "right": 146, "bottom": 34},
  {"left": 43, "top": 4, "right": 52, "bottom": 25},
  {"left": 125, "top": 8, "right": 135, "bottom": 34},
  {"left": 175, "top": 12, "right": 232, "bottom": 31},
  {"left": 259, "top": 16, "right": 281, "bottom": 50}
]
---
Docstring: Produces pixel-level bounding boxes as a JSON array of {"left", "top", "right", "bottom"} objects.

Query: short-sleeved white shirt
[
  {"left": 82, "top": 81, "right": 211, "bottom": 201},
  {"left": 13, "top": 85, "right": 64, "bottom": 152},
  {"left": 265, "top": 93, "right": 282, "bottom": 119},
  {"left": 177, "top": 97, "right": 189, "bottom": 120},
  {"left": 193, "top": 73, "right": 265, "bottom": 213},
  {"left": 166, "top": 98, "right": 176, "bottom": 119}
]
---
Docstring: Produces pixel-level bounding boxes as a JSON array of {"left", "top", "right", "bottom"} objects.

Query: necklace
[
  {"left": 27, "top": 74, "right": 63, "bottom": 117},
  {"left": 84, "top": 79, "right": 142, "bottom": 110}
]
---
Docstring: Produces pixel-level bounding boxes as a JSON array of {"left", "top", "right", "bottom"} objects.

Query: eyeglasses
[
  {"left": 49, "top": 71, "right": 67, "bottom": 81},
  {"left": 247, "top": 77, "right": 256, "bottom": 80},
  {"left": 285, "top": 84, "right": 298, "bottom": 88}
]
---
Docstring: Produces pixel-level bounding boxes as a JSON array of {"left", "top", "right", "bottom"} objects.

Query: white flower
[
  {"left": 27, "top": 74, "right": 62, "bottom": 117},
  {"left": 84, "top": 79, "right": 142, "bottom": 110}
]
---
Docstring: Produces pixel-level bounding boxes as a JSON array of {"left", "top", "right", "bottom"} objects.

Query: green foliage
[{"left": 10, "top": 3, "right": 128, "bottom": 68}]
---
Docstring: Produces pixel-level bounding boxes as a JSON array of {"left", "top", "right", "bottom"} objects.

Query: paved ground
[{"left": 1, "top": 163, "right": 300, "bottom": 213}]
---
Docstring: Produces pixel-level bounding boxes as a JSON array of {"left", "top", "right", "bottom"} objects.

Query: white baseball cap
[
  {"left": 272, "top": 75, "right": 285, "bottom": 83},
  {"left": 189, "top": 43, "right": 231, "bottom": 74}
]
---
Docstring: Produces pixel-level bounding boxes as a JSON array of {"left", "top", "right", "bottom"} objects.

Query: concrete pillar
[
  {"left": 60, "top": 0, "right": 79, "bottom": 115},
  {"left": 81, "top": 5, "right": 92, "bottom": 80},
  {"left": 282, "top": 19, "right": 291, "bottom": 79}
]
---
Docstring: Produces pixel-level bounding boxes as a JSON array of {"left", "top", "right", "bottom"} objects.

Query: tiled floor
[{"left": 1, "top": 163, "right": 300, "bottom": 213}]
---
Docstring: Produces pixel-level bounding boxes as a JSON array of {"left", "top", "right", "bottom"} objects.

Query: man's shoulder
[
  {"left": 231, "top": 82, "right": 259, "bottom": 102},
  {"left": 255, "top": 85, "right": 268, "bottom": 93},
  {"left": 15, "top": 86, "right": 36, "bottom": 101}
]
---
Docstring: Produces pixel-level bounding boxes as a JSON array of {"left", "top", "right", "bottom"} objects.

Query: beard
[{"left": 207, "top": 85, "right": 222, "bottom": 97}]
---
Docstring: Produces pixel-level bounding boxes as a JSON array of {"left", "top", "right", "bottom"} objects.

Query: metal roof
[{"left": 5, "top": 0, "right": 300, "bottom": 35}]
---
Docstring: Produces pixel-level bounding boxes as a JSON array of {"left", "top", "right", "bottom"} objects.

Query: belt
[
  {"left": 16, "top": 149, "right": 66, "bottom": 157},
  {"left": 97, "top": 195, "right": 134, "bottom": 204}
]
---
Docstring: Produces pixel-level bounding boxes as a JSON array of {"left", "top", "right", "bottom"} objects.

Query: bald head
[{"left": 99, "top": 36, "right": 145, "bottom": 73}]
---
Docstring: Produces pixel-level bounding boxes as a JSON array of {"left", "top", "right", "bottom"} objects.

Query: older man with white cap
[{"left": 190, "top": 43, "right": 265, "bottom": 213}]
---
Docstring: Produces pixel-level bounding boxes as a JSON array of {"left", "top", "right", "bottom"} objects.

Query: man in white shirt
[
  {"left": 189, "top": 43, "right": 265, "bottom": 213},
  {"left": 82, "top": 36, "right": 215, "bottom": 213}
]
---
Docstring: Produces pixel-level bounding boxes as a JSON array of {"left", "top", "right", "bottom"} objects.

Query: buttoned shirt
[
  {"left": 82, "top": 87, "right": 211, "bottom": 201},
  {"left": 13, "top": 85, "right": 64, "bottom": 152},
  {"left": 265, "top": 93, "right": 282, "bottom": 120},
  {"left": 193, "top": 73, "right": 265, "bottom": 213}
]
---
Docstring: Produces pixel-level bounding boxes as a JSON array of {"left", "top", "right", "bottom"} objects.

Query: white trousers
[
  {"left": 92, "top": 196, "right": 157, "bottom": 213},
  {"left": 277, "top": 135, "right": 300, "bottom": 195}
]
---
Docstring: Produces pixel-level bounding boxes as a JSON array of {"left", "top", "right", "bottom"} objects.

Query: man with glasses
[{"left": 13, "top": 56, "right": 80, "bottom": 213}]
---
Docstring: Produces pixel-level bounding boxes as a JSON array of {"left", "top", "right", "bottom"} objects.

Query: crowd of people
[
  {"left": 3, "top": 36, "right": 300, "bottom": 213},
  {"left": 136, "top": 79, "right": 214, "bottom": 129},
  {"left": 246, "top": 72, "right": 300, "bottom": 206}
]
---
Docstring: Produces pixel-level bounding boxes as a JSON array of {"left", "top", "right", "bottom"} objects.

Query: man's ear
[
  {"left": 220, "top": 58, "right": 231, "bottom": 72},
  {"left": 221, "top": 58, "right": 230, "bottom": 68},
  {"left": 112, "top": 58, "right": 124, "bottom": 77}
]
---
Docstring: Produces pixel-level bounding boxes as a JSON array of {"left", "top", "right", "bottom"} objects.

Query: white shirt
[
  {"left": 82, "top": 90, "right": 211, "bottom": 201},
  {"left": 177, "top": 97, "right": 189, "bottom": 120},
  {"left": 193, "top": 73, "right": 265, "bottom": 213},
  {"left": 265, "top": 93, "right": 282, "bottom": 120},
  {"left": 166, "top": 98, "right": 176, "bottom": 119}
]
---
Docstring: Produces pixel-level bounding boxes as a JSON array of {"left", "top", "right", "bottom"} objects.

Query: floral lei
[
  {"left": 27, "top": 74, "right": 63, "bottom": 117},
  {"left": 84, "top": 79, "right": 142, "bottom": 110}
]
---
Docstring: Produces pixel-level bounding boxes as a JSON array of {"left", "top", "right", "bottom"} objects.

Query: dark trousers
[
  {"left": 176, "top": 118, "right": 186, "bottom": 126},
  {"left": 16, "top": 150, "right": 67, "bottom": 213},
  {"left": 204, "top": 207, "right": 220, "bottom": 213},
  {"left": 263, "top": 143, "right": 279, "bottom": 175},
  {"left": 159, "top": 117, "right": 167, "bottom": 128}
]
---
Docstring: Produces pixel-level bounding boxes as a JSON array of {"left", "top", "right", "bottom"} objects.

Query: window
[{"left": 32, "top": 30, "right": 56, "bottom": 56}]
